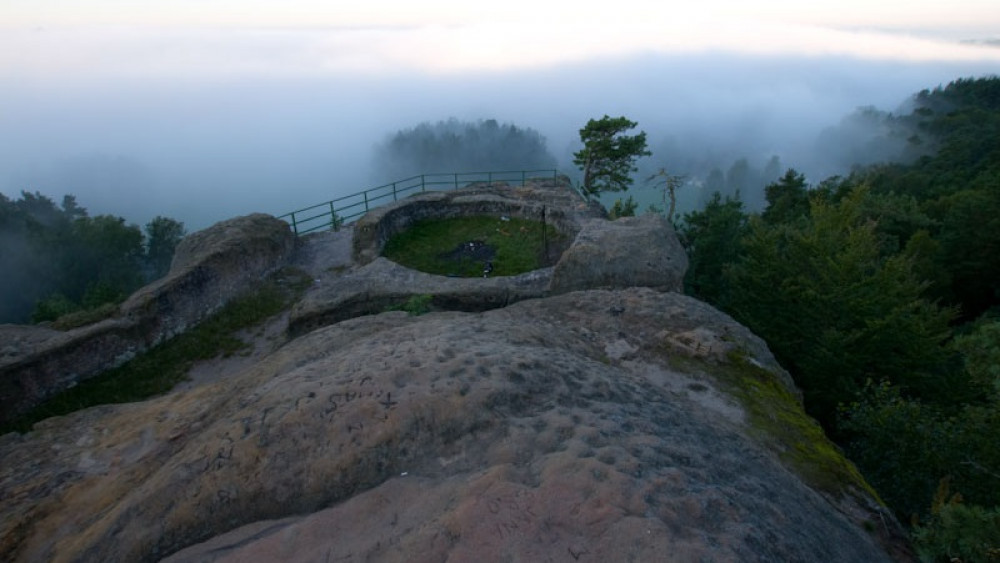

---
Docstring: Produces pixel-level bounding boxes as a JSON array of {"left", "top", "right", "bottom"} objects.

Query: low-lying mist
[{"left": 2, "top": 51, "right": 997, "bottom": 230}]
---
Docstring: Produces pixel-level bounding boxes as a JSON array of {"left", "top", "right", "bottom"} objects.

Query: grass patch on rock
[
  {"left": 384, "top": 294, "right": 434, "bottom": 316},
  {"left": 663, "top": 345, "right": 884, "bottom": 507},
  {"left": 719, "top": 350, "right": 883, "bottom": 505},
  {"left": 382, "top": 215, "right": 565, "bottom": 277},
  {"left": 0, "top": 268, "right": 311, "bottom": 435},
  {"left": 49, "top": 303, "right": 120, "bottom": 330}
]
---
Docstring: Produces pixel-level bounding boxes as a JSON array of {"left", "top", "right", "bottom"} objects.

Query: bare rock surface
[
  {"left": 0, "top": 214, "right": 295, "bottom": 425},
  {"left": 0, "top": 325, "right": 68, "bottom": 365},
  {"left": 122, "top": 213, "right": 296, "bottom": 331},
  {"left": 550, "top": 214, "right": 688, "bottom": 294},
  {"left": 289, "top": 258, "right": 552, "bottom": 336},
  {"left": 0, "top": 289, "right": 900, "bottom": 562},
  {"left": 288, "top": 227, "right": 355, "bottom": 281}
]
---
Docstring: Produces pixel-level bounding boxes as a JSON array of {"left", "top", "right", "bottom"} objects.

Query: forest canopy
[
  {"left": 678, "top": 76, "right": 1000, "bottom": 560},
  {"left": 0, "top": 192, "right": 184, "bottom": 324},
  {"left": 371, "top": 118, "right": 558, "bottom": 181}
]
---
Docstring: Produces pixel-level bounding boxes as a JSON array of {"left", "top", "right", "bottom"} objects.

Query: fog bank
[{"left": 2, "top": 51, "right": 998, "bottom": 229}]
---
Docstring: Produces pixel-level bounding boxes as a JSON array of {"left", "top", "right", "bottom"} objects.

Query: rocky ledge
[
  {"left": 0, "top": 214, "right": 295, "bottom": 425},
  {"left": 1, "top": 289, "right": 904, "bottom": 562},
  {"left": 290, "top": 178, "right": 688, "bottom": 336},
  {"left": 0, "top": 179, "right": 910, "bottom": 561}
]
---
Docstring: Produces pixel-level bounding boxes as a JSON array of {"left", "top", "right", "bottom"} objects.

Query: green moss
[
  {"left": 382, "top": 215, "right": 565, "bottom": 277},
  {"left": 0, "top": 267, "right": 311, "bottom": 435},
  {"left": 716, "top": 350, "right": 884, "bottom": 504},
  {"left": 49, "top": 302, "right": 120, "bottom": 330},
  {"left": 384, "top": 294, "right": 433, "bottom": 316}
]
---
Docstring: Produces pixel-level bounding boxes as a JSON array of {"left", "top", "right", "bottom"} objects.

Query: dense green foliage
[
  {"left": 678, "top": 192, "right": 747, "bottom": 306},
  {"left": 913, "top": 480, "right": 1000, "bottom": 562},
  {"left": 679, "top": 77, "right": 1000, "bottom": 549},
  {"left": 607, "top": 195, "right": 638, "bottom": 219},
  {"left": 726, "top": 187, "right": 957, "bottom": 424},
  {"left": 372, "top": 118, "right": 558, "bottom": 181},
  {"left": 382, "top": 215, "right": 564, "bottom": 277},
  {"left": 573, "top": 115, "right": 651, "bottom": 197},
  {"left": 0, "top": 192, "right": 185, "bottom": 324}
]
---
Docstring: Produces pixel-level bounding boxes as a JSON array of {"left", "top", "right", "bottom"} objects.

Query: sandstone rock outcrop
[
  {"left": 292, "top": 178, "right": 689, "bottom": 333},
  {"left": 121, "top": 213, "right": 295, "bottom": 337},
  {"left": 0, "top": 182, "right": 909, "bottom": 562},
  {"left": 549, "top": 213, "right": 688, "bottom": 294},
  {"left": 289, "top": 257, "right": 552, "bottom": 336},
  {"left": 0, "top": 214, "right": 295, "bottom": 425},
  {"left": 0, "top": 289, "right": 902, "bottom": 562}
]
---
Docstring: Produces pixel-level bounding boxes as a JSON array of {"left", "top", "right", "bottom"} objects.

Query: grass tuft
[
  {"left": 384, "top": 294, "right": 434, "bottom": 316},
  {"left": 49, "top": 303, "right": 120, "bottom": 330}
]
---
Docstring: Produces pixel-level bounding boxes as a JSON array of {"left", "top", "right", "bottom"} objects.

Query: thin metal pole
[{"left": 542, "top": 206, "right": 548, "bottom": 261}]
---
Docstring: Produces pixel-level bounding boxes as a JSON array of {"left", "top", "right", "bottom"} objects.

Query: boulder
[
  {"left": 549, "top": 214, "right": 688, "bottom": 294},
  {"left": 0, "top": 214, "right": 295, "bottom": 426},
  {"left": 0, "top": 289, "right": 905, "bottom": 562},
  {"left": 120, "top": 213, "right": 296, "bottom": 339}
]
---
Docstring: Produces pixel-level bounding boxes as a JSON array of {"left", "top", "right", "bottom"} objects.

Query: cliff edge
[{"left": 0, "top": 179, "right": 909, "bottom": 562}]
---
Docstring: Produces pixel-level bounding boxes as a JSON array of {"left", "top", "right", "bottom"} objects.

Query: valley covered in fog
[{"left": 2, "top": 30, "right": 999, "bottom": 230}]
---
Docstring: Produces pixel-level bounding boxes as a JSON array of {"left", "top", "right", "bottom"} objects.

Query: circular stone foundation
[
  {"left": 382, "top": 215, "right": 570, "bottom": 277},
  {"left": 351, "top": 180, "right": 588, "bottom": 271}
]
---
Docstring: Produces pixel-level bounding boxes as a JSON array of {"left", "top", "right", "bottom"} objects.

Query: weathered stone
[
  {"left": 288, "top": 258, "right": 551, "bottom": 336},
  {"left": 352, "top": 177, "right": 595, "bottom": 266},
  {"left": 549, "top": 213, "right": 688, "bottom": 294},
  {"left": 0, "top": 325, "right": 65, "bottom": 364},
  {"left": 120, "top": 213, "right": 295, "bottom": 339},
  {"left": 0, "top": 184, "right": 911, "bottom": 562},
  {"left": 0, "top": 289, "right": 906, "bottom": 562},
  {"left": 293, "top": 179, "right": 689, "bottom": 336},
  {"left": 0, "top": 214, "right": 295, "bottom": 425}
]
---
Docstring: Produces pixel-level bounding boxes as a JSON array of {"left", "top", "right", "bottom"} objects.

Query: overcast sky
[{"left": 2, "top": 1, "right": 999, "bottom": 228}]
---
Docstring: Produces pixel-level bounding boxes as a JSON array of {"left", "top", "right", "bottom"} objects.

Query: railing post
[
  {"left": 364, "top": 191, "right": 369, "bottom": 213},
  {"left": 392, "top": 182, "right": 398, "bottom": 201},
  {"left": 454, "top": 173, "right": 458, "bottom": 190},
  {"left": 290, "top": 213, "right": 298, "bottom": 236},
  {"left": 329, "top": 202, "right": 337, "bottom": 231},
  {"left": 421, "top": 175, "right": 426, "bottom": 192}
]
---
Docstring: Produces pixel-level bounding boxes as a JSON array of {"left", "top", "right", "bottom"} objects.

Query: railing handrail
[{"left": 278, "top": 169, "right": 562, "bottom": 236}]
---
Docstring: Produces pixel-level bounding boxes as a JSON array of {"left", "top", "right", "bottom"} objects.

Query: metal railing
[{"left": 279, "top": 169, "right": 561, "bottom": 236}]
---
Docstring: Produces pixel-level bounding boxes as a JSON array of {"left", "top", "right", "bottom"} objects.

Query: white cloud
[
  {"left": 4, "top": 1, "right": 1000, "bottom": 76},
  {"left": 2, "top": 18, "right": 998, "bottom": 81}
]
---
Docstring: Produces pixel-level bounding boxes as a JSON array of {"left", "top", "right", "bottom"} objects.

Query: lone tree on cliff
[{"left": 573, "top": 115, "right": 651, "bottom": 198}]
